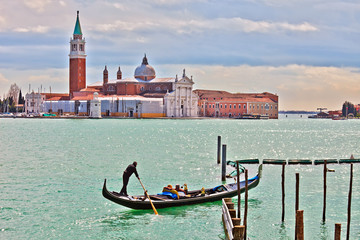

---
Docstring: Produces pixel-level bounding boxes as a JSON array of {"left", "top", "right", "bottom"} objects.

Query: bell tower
[{"left": 69, "top": 11, "right": 86, "bottom": 97}]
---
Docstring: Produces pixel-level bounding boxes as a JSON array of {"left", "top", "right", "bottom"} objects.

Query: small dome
[{"left": 134, "top": 54, "right": 156, "bottom": 81}]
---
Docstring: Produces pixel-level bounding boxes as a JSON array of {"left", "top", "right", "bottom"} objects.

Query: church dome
[{"left": 134, "top": 54, "right": 156, "bottom": 81}]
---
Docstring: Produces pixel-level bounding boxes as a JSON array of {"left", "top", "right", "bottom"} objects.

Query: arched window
[
  {"left": 108, "top": 85, "right": 115, "bottom": 91},
  {"left": 265, "top": 103, "right": 269, "bottom": 110}
]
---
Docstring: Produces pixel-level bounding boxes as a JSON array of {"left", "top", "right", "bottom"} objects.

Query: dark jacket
[{"left": 124, "top": 164, "right": 139, "bottom": 178}]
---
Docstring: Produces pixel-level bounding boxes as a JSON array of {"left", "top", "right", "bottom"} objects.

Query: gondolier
[{"left": 120, "top": 161, "right": 139, "bottom": 196}]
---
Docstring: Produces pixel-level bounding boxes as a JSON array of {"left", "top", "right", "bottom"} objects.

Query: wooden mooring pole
[
  {"left": 295, "top": 173, "right": 299, "bottom": 211},
  {"left": 295, "top": 210, "right": 304, "bottom": 240},
  {"left": 323, "top": 160, "right": 327, "bottom": 222},
  {"left": 243, "top": 169, "right": 248, "bottom": 240},
  {"left": 217, "top": 136, "right": 221, "bottom": 164},
  {"left": 334, "top": 223, "right": 341, "bottom": 240},
  {"left": 346, "top": 163, "right": 353, "bottom": 240},
  {"left": 281, "top": 163, "right": 285, "bottom": 222},
  {"left": 221, "top": 144, "right": 226, "bottom": 182},
  {"left": 295, "top": 173, "right": 300, "bottom": 239},
  {"left": 236, "top": 161, "right": 241, "bottom": 219}
]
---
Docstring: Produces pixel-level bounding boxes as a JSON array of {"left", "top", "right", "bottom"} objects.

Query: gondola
[{"left": 102, "top": 164, "right": 262, "bottom": 210}]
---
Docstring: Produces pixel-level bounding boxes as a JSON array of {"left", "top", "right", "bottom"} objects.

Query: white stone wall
[
  {"left": 25, "top": 92, "right": 45, "bottom": 114},
  {"left": 90, "top": 93, "right": 101, "bottom": 118},
  {"left": 164, "top": 75, "right": 198, "bottom": 117}
]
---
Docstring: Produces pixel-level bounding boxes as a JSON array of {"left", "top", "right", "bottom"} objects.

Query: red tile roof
[
  {"left": 42, "top": 93, "right": 70, "bottom": 101},
  {"left": 194, "top": 89, "right": 278, "bottom": 103}
]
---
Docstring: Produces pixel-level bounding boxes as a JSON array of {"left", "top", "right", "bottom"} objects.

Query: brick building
[{"left": 194, "top": 90, "right": 279, "bottom": 119}]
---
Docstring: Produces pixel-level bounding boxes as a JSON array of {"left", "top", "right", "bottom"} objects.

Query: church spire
[
  {"left": 142, "top": 54, "right": 148, "bottom": 65},
  {"left": 73, "top": 11, "right": 82, "bottom": 36}
]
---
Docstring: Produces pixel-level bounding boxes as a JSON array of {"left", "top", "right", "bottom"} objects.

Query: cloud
[
  {"left": 24, "top": 0, "right": 51, "bottom": 12},
  {"left": 112, "top": 3, "right": 125, "bottom": 10},
  {"left": 0, "top": 16, "right": 5, "bottom": 25},
  {"left": 0, "top": 73, "right": 10, "bottom": 97},
  {"left": 13, "top": 25, "right": 49, "bottom": 33},
  {"left": 0, "top": 68, "right": 68, "bottom": 97},
  {"left": 180, "top": 18, "right": 318, "bottom": 34},
  {"left": 91, "top": 17, "right": 317, "bottom": 34},
  {"left": 0, "top": 73, "right": 9, "bottom": 83}
]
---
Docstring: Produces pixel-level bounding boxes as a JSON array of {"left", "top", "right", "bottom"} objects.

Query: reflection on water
[{"left": 319, "top": 221, "right": 329, "bottom": 240}]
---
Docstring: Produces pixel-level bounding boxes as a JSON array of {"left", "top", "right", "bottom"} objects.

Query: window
[
  {"left": 229, "top": 105, "right": 232, "bottom": 109},
  {"left": 271, "top": 105, "right": 273, "bottom": 109},
  {"left": 72, "top": 44, "right": 77, "bottom": 51},
  {"left": 234, "top": 104, "right": 236, "bottom": 109},
  {"left": 265, "top": 103, "right": 269, "bottom": 110},
  {"left": 225, "top": 104, "right": 227, "bottom": 109},
  {"left": 79, "top": 44, "right": 83, "bottom": 51},
  {"left": 220, "top": 104, "right": 222, "bottom": 108},
  {"left": 213, "top": 104, "right": 215, "bottom": 108},
  {"left": 140, "top": 86, "right": 144, "bottom": 91},
  {"left": 155, "top": 87, "right": 161, "bottom": 91},
  {"left": 257, "top": 105, "right": 259, "bottom": 109},
  {"left": 108, "top": 85, "right": 115, "bottom": 91},
  {"left": 244, "top": 104, "right": 246, "bottom": 109}
]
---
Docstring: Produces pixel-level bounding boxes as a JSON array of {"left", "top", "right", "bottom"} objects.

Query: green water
[{"left": 0, "top": 118, "right": 359, "bottom": 239}]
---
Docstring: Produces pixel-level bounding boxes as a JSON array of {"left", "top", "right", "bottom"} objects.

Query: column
[
  {"left": 190, "top": 87, "right": 193, "bottom": 116},
  {"left": 174, "top": 85, "right": 178, "bottom": 117}
]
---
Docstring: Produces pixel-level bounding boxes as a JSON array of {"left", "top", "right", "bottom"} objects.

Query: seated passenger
[{"left": 162, "top": 185, "right": 179, "bottom": 199}]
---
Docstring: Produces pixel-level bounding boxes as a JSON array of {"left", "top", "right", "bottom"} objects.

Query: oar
[{"left": 138, "top": 178, "right": 158, "bottom": 215}]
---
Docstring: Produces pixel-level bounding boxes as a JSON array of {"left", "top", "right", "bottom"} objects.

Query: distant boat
[
  {"left": 332, "top": 116, "right": 347, "bottom": 120},
  {"left": 237, "top": 114, "right": 268, "bottom": 120}
]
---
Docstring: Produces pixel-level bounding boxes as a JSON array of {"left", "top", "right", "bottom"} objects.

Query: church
[
  {"left": 26, "top": 11, "right": 278, "bottom": 119},
  {"left": 39, "top": 11, "right": 199, "bottom": 118}
]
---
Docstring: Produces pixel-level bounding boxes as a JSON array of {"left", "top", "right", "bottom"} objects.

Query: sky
[{"left": 0, "top": 0, "right": 360, "bottom": 110}]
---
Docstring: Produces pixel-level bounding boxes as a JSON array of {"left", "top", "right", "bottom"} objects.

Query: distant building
[
  {"left": 25, "top": 92, "right": 45, "bottom": 115},
  {"left": 194, "top": 90, "right": 279, "bottom": 119}
]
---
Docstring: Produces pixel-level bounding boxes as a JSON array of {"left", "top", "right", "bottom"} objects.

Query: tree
[
  {"left": 7, "top": 83, "right": 20, "bottom": 105},
  {"left": 18, "top": 89, "right": 25, "bottom": 104},
  {"left": 342, "top": 101, "right": 357, "bottom": 117}
]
